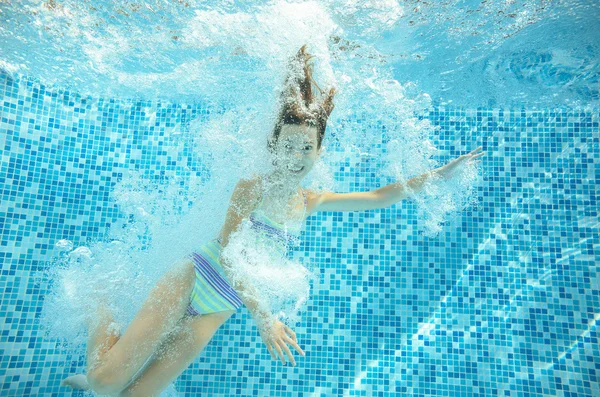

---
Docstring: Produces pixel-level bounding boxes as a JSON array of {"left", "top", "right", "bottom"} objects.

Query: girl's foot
[{"left": 61, "top": 374, "right": 91, "bottom": 390}]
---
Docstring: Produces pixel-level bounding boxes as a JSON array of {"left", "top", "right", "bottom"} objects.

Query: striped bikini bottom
[{"left": 185, "top": 239, "right": 243, "bottom": 316}]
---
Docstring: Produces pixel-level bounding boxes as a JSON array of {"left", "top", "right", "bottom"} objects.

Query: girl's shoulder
[
  {"left": 249, "top": 172, "right": 261, "bottom": 183},
  {"left": 240, "top": 173, "right": 263, "bottom": 189},
  {"left": 301, "top": 188, "right": 320, "bottom": 217},
  {"left": 301, "top": 188, "right": 316, "bottom": 201},
  {"left": 232, "top": 174, "right": 264, "bottom": 208}
]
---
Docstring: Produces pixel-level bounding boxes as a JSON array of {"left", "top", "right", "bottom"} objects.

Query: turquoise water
[{"left": 1, "top": 1, "right": 599, "bottom": 396}]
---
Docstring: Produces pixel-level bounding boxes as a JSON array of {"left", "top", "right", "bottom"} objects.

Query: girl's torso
[
  {"left": 195, "top": 178, "right": 308, "bottom": 283},
  {"left": 216, "top": 176, "right": 309, "bottom": 246}
]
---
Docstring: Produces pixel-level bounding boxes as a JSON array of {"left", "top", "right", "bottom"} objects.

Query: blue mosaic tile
[{"left": 1, "top": 69, "right": 599, "bottom": 396}]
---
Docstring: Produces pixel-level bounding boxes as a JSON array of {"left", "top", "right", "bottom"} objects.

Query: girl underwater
[{"left": 62, "top": 45, "right": 484, "bottom": 396}]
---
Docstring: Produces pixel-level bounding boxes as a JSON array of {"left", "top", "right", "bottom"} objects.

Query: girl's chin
[
  {"left": 270, "top": 166, "right": 309, "bottom": 178},
  {"left": 280, "top": 166, "right": 305, "bottom": 175}
]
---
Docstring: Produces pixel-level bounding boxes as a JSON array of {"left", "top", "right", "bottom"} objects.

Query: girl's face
[{"left": 271, "top": 123, "right": 321, "bottom": 181}]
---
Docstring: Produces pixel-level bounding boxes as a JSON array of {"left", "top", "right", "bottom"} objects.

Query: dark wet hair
[{"left": 268, "top": 45, "right": 336, "bottom": 153}]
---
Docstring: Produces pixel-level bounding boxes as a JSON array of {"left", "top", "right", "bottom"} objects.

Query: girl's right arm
[
  {"left": 218, "top": 177, "right": 305, "bottom": 366},
  {"left": 217, "top": 177, "right": 271, "bottom": 323}
]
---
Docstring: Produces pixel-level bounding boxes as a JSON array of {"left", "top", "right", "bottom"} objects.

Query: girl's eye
[{"left": 283, "top": 143, "right": 312, "bottom": 152}]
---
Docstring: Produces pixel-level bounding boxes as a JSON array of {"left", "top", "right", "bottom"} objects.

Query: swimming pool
[{"left": 1, "top": 1, "right": 599, "bottom": 396}]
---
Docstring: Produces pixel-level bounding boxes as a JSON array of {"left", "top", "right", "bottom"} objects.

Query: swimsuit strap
[
  {"left": 256, "top": 187, "right": 266, "bottom": 211},
  {"left": 255, "top": 177, "right": 274, "bottom": 213},
  {"left": 300, "top": 188, "right": 307, "bottom": 218}
]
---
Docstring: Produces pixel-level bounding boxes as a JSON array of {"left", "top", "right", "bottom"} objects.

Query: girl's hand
[
  {"left": 436, "top": 146, "right": 485, "bottom": 180},
  {"left": 258, "top": 320, "right": 305, "bottom": 366}
]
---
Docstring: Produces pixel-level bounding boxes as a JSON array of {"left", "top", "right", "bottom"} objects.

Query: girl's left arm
[{"left": 310, "top": 147, "right": 484, "bottom": 214}]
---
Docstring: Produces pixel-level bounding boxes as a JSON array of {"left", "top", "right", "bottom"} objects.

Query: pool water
[{"left": 1, "top": 1, "right": 598, "bottom": 396}]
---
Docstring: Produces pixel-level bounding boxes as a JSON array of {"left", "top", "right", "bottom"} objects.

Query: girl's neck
[{"left": 262, "top": 171, "right": 300, "bottom": 199}]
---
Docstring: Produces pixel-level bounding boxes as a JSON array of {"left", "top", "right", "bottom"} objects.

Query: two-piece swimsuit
[{"left": 185, "top": 187, "right": 308, "bottom": 316}]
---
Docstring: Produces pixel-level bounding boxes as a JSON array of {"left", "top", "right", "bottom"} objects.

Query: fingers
[
  {"left": 462, "top": 146, "right": 484, "bottom": 163},
  {"left": 266, "top": 336, "right": 304, "bottom": 366},
  {"left": 272, "top": 340, "right": 287, "bottom": 364},
  {"left": 266, "top": 342, "right": 277, "bottom": 360},
  {"left": 269, "top": 337, "right": 295, "bottom": 366},
  {"left": 266, "top": 336, "right": 292, "bottom": 366},
  {"left": 286, "top": 336, "right": 305, "bottom": 357},
  {"left": 470, "top": 147, "right": 484, "bottom": 156},
  {"left": 284, "top": 326, "right": 305, "bottom": 356},
  {"left": 263, "top": 323, "right": 306, "bottom": 367},
  {"left": 276, "top": 339, "right": 297, "bottom": 366},
  {"left": 470, "top": 146, "right": 484, "bottom": 156},
  {"left": 468, "top": 149, "right": 485, "bottom": 164},
  {"left": 284, "top": 325, "right": 297, "bottom": 342}
]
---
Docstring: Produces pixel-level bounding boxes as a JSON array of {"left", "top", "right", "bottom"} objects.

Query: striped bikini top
[{"left": 217, "top": 187, "right": 308, "bottom": 247}]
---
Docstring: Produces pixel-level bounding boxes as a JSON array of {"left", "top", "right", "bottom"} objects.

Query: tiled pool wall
[{"left": 1, "top": 70, "right": 599, "bottom": 396}]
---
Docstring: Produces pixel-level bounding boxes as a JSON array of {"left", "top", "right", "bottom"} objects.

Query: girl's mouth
[{"left": 287, "top": 166, "right": 304, "bottom": 174}]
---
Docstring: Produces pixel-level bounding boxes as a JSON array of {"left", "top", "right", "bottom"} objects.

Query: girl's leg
[
  {"left": 86, "top": 303, "right": 122, "bottom": 372},
  {"left": 61, "top": 304, "right": 122, "bottom": 391},
  {"left": 85, "top": 258, "right": 198, "bottom": 395},
  {"left": 118, "top": 309, "right": 236, "bottom": 397}
]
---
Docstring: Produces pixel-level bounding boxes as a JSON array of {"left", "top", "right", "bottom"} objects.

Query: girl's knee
[
  {"left": 86, "top": 368, "right": 116, "bottom": 395},
  {"left": 86, "top": 364, "right": 134, "bottom": 396}
]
